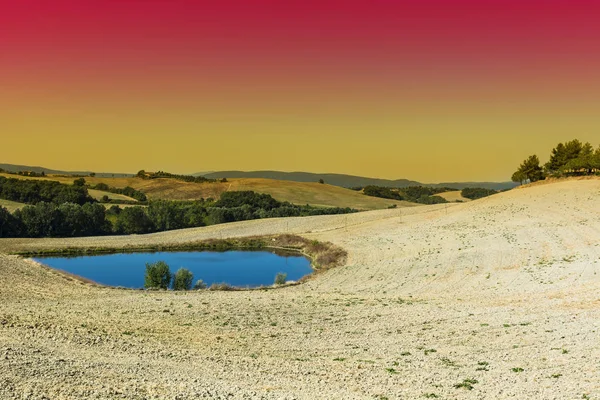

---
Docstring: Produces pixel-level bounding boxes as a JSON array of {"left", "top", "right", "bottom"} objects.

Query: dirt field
[{"left": 1, "top": 178, "right": 599, "bottom": 399}]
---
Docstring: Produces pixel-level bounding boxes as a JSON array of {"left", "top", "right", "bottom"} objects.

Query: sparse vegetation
[{"left": 454, "top": 378, "right": 478, "bottom": 390}]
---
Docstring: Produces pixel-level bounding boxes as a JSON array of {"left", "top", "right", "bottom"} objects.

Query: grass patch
[{"left": 454, "top": 378, "right": 478, "bottom": 390}]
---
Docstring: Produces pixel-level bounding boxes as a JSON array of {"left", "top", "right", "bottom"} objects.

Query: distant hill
[
  {"left": 0, "top": 163, "right": 133, "bottom": 178},
  {"left": 196, "top": 170, "right": 518, "bottom": 191}
]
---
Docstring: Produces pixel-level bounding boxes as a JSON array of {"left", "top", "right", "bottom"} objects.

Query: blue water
[{"left": 34, "top": 251, "right": 312, "bottom": 289}]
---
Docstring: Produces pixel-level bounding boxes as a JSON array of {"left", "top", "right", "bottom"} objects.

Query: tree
[
  {"left": 115, "top": 207, "right": 153, "bottom": 234},
  {"left": 173, "top": 268, "right": 194, "bottom": 291},
  {"left": 274, "top": 272, "right": 287, "bottom": 285},
  {"left": 0, "top": 207, "right": 22, "bottom": 237},
  {"left": 144, "top": 261, "right": 172, "bottom": 289},
  {"left": 73, "top": 178, "right": 86, "bottom": 187},
  {"left": 193, "top": 279, "right": 207, "bottom": 290},
  {"left": 318, "top": 179, "right": 325, "bottom": 184},
  {"left": 545, "top": 139, "right": 589, "bottom": 174},
  {"left": 513, "top": 155, "right": 545, "bottom": 183}
]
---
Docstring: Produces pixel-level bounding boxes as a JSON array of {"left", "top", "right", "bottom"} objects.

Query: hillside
[
  {"left": 199, "top": 170, "right": 518, "bottom": 191},
  {"left": 0, "top": 163, "right": 132, "bottom": 178},
  {"left": 1, "top": 178, "right": 599, "bottom": 398},
  {"left": 435, "top": 190, "right": 472, "bottom": 202},
  {"left": 0, "top": 174, "right": 412, "bottom": 210}
]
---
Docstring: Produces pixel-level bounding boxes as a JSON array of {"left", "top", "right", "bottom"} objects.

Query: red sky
[{"left": 1, "top": 1, "right": 599, "bottom": 181}]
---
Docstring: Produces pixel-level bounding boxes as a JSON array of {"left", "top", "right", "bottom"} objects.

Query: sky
[{"left": 1, "top": 0, "right": 599, "bottom": 182}]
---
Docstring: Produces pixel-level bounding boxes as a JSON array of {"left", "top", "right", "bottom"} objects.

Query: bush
[
  {"left": 193, "top": 279, "right": 207, "bottom": 290},
  {"left": 172, "top": 268, "right": 194, "bottom": 291},
  {"left": 144, "top": 261, "right": 172, "bottom": 289},
  {"left": 208, "top": 282, "right": 234, "bottom": 291},
  {"left": 274, "top": 272, "right": 287, "bottom": 285},
  {"left": 461, "top": 188, "right": 497, "bottom": 200},
  {"left": 73, "top": 178, "right": 86, "bottom": 187}
]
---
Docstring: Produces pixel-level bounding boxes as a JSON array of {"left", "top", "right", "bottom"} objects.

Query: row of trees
[
  {"left": 143, "top": 261, "right": 287, "bottom": 290},
  {"left": 460, "top": 188, "right": 498, "bottom": 200},
  {"left": 0, "top": 202, "right": 108, "bottom": 237},
  {"left": 512, "top": 139, "right": 600, "bottom": 184},
  {"left": 0, "top": 176, "right": 94, "bottom": 205},
  {"left": 363, "top": 185, "right": 455, "bottom": 204},
  {"left": 136, "top": 170, "right": 216, "bottom": 184},
  {"left": 0, "top": 191, "right": 357, "bottom": 238}
]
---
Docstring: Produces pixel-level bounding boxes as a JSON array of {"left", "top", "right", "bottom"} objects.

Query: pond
[{"left": 34, "top": 250, "right": 312, "bottom": 289}]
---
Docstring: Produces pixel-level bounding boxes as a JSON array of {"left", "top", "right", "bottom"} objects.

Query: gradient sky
[{"left": 1, "top": 0, "right": 599, "bottom": 182}]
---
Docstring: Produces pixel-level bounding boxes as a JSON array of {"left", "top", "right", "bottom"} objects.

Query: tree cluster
[
  {"left": 136, "top": 170, "right": 216, "bottom": 184},
  {"left": 144, "top": 261, "right": 195, "bottom": 291},
  {"left": 362, "top": 185, "right": 454, "bottom": 204},
  {"left": 0, "top": 202, "right": 109, "bottom": 237},
  {"left": 512, "top": 139, "right": 600, "bottom": 184},
  {"left": 461, "top": 187, "right": 498, "bottom": 200},
  {"left": 0, "top": 190, "right": 357, "bottom": 238},
  {"left": 0, "top": 176, "right": 94, "bottom": 205}
]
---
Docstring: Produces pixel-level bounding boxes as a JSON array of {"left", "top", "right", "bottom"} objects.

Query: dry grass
[
  {"left": 88, "top": 189, "right": 138, "bottom": 202},
  {"left": 0, "top": 199, "right": 27, "bottom": 212},
  {"left": 0, "top": 173, "right": 415, "bottom": 210},
  {"left": 436, "top": 190, "right": 471, "bottom": 203}
]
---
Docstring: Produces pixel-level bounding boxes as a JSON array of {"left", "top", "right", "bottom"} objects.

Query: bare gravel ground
[{"left": 1, "top": 179, "right": 600, "bottom": 399}]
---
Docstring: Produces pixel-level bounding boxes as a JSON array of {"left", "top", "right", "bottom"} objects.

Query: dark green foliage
[
  {"left": 173, "top": 268, "right": 194, "bottom": 291},
  {"left": 114, "top": 207, "right": 154, "bottom": 234},
  {"left": 363, "top": 185, "right": 453, "bottom": 204},
  {"left": 512, "top": 155, "right": 545, "bottom": 183},
  {"left": 73, "top": 178, "right": 86, "bottom": 186},
  {"left": 545, "top": 139, "right": 586, "bottom": 173},
  {"left": 11, "top": 202, "right": 108, "bottom": 238},
  {"left": 2, "top": 190, "right": 356, "bottom": 238},
  {"left": 515, "top": 139, "right": 600, "bottom": 179},
  {"left": 417, "top": 195, "right": 448, "bottom": 204},
  {"left": 0, "top": 176, "right": 94, "bottom": 205},
  {"left": 215, "top": 191, "right": 281, "bottom": 210},
  {"left": 461, "top": 187, "right": 498, "bottom": 200},
  {"left": 0, "top": 207, "right": 23, "bottom": 237},
  {"left": 318, "top": 178, "right": 325, "bottom": 184},
  {"left": 137, "top": 170, "right": 216, "bottom": 183},
  {"left": 144, "top": 261, "right": 172, "bottom": 289},
  {"left": 363, "top": 186, "right": 403, "bottom": 200}
]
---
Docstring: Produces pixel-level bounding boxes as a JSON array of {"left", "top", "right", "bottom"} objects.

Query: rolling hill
[
  {"left": 1, "top": 178, "right": 598, "bottom": 398},
  {"left": 0, "top": 173, "right": 414, "bottom": 210},
  {"left": 197, "top": 170, "right": 518, "bottom": 191},
  {"left": 0, "top": 163, "right": 132, "bottom": 178}
]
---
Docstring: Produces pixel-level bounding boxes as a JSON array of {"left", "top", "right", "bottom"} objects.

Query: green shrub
[
  {"left": 274, "top": 272, "right": 287, "bottom": 285},
  {"left": 144, "top": 261, "right": 172, "bottom": 289},
  {"left": 209, "top": 282, "right": 234, "bottom": 291},
  {"left": 173, "top": 268, "right": 194, "bottom": 291},
  {"left": 193, "top": 279, "right": 207, "bottom": 290}
]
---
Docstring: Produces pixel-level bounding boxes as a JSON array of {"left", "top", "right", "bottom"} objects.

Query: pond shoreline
[{"left": 17, "top": 235, "right": 347, "bottom": 291}]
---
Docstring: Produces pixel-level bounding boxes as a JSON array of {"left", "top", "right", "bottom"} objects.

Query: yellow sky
[{"left": 2, "top": 96, "right": 599, "bottom": 182}]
